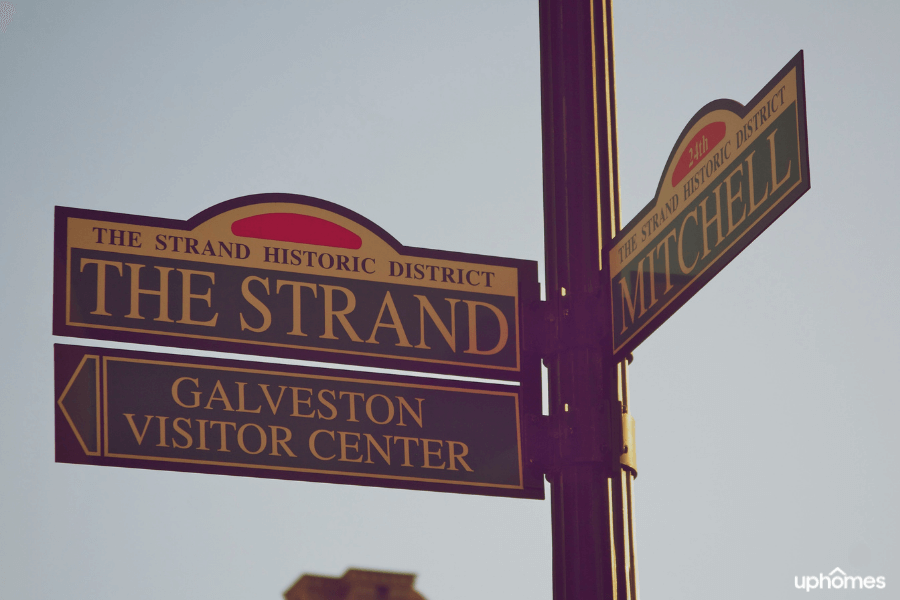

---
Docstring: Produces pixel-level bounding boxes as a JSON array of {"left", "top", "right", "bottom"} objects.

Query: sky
[{"left": 1, "top": 1, "right": 898, "bottom": 599}]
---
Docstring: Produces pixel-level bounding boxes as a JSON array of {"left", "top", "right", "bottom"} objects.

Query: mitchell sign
[
  {"left": 608, "top": 52, "right": 810, "bottom": 359},
  {"left": 54, "top": 194, "right": 539, "bottom": 380}
]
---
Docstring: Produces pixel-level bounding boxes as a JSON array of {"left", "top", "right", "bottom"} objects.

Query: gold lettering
[
  {"left": 125, "top": 264, "right": 174, "bottom": 321},
  {"left": 237, "top": 423, "right": 266, "bottom": 454},
  {"left": 725, "top": 164, "right": 746, "bottom": 234},
  {"left": 338, "top": 431, "right": 363, "bottom": 463},
  {"left": 396, "top": 396, "right": 424, "bottom": 428},
  {"left": 196, "top": 419, "right": 209, "bottom": 450},
  {"left": 205, "top": 380, "right": 234, "bottom": 411},
  {"left": 317, "top": 389, "right": 337, "bottom": 420},
  {"left": 447, "top": 441, "right": 474, "bottom": 472},
  {"left": 269, "top": 426, "right": 296, "bottom": 457},
  {"left": 239, "top": 276, "right": 271, "bottom": 333},
  {"left": 746, "top": 150, "right": 767, "bottom": 214},
  {"left": 364, "top": 434, "right": 392, "bottom": 465},
  {"left": 767, "top": 129, "right": 792, "bottom": 192},
  {"left": 177, "top": 269, "right": 218, "bottom": 327},
  {"left": 678, "top": 208, "right": 700, "bottom": 273},
  {"left": 208, "top": 421, "right": 236, "bottom": 451},
  {"left": 276, "top": 280, "right": 317, "bottom": 336},
  {"left": 421, "top": 438, "right": 445, "bottom": 469},
  {"left": 235, "top": 381, "right": 260, "bottom": 413},
  {"left": 172, "top": 418, "right": 193, "bottom": 449},
  {"left": 365, "top": 394, "right": 395, "bottom": 425},
  {"left": 340, "top": 391, "right": 364, "bottom": 422},
  {"left": 156, "top": 416, "right": 169, "bottom": 447},
  {"left": 617, "top": 255, "right": 651, "bottom": 334},
  {"left": 393, "top": 436, "right": 419, "bottom": 467},
  {"left": 79, "top": 258, "right": 122, "bottom": 316},
  {"left": 320, "top": 285, "right": 363, "bottom": 341},
  {"left": 746, "top": 131, "right": 791, "bottom": 218},
  {"left": 463, "top": 301, "right": 509, "bottom": 355},
  {"left": 309, "top": 429, "right": 335, "bottom": 460},
  {"left": 171, "top": 377, "right": 201, "bottom": 408},
  {"left": 365, "top": 291, "right": 413, "bottom": 347},
  {"left": 414, "top": 295, "right": 459, "bottom": 351},
  {"left": 654, "top": 230, "right": 678, "bottom": 294},
  {"left": 700, "top": 186, "right": 726, "bottom": 259},
  {"left": 123, "top": 413, "right": 153, "bottom": 445},
  {"left": 288, "top": 387, "right": 314, "bottom": 417},
  {"left": 258, "top": 384, "right": 288, "bottom": 415}
]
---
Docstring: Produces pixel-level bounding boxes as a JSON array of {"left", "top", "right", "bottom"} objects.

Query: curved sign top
[
  {"left": 609, "top": 52, "right": 810, "bottom": 359},
  {"left": 54, "top": 193, "right": 539, "bottom": 380}
]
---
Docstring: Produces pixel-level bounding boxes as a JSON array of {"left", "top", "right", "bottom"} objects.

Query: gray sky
[{"left": 1, "top": 2, "right": 897, "bottom": 599}]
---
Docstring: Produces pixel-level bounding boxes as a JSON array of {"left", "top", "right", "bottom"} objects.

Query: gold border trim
[
  {"left": 57, "top": 354, "right": 101, "bottom": 456},
  {"left": 101, "top": 356, "right": 525, "bottom": 490},
  {"left": 612, "top": 102, "right": 805, "bottom": 355},
  {"left": 66, "top": 320, "right": 520, "bottom": 372}
]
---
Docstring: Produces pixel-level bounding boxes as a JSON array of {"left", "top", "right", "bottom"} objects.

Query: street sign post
[
  {"left": 54, "top": 193, "right": 540, "bottom": 381},
  {"left": 538, "top": 1, "right": 639, "bottom": 598},
  {"left": 48, "top": 3, "right": 813, "bottom": 596},
  {"left": 55, "top": 344, "right": 543, "bottom": 499},
  {"left": 610, "top": 52, "right": 810, "bottom": 360}
]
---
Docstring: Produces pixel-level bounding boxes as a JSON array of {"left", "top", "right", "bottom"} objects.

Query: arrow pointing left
[{"left": 55, "top": 346, "right": 101, "bottom": 458}]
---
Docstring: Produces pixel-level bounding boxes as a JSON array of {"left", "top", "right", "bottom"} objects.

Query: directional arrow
[
  {"left": 55, "top": 347, "right": 100, "bottom": 457},
  {"left": 53, "top": 343, "right": 542, "bottom": 498}
]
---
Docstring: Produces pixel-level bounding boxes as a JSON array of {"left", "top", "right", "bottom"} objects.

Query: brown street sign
[
  {"left": 55, "top": 344, "right": 544, "bottom": 499},
  {"left": 609, "top": 52, "right": 810, "bottom": 359},
  {"left": 54, "top": 194, "right": 539, "bottom": 381}
]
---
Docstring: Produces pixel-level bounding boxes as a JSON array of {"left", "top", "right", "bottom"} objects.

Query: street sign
[
  {"left": 54, "top": 193, "right": 539, "bottom": 381},
  {"left": 609, "top": 52, "right": 810, "bottom": 360},
  {"left": 55, "top": 344, "right": 543, "bottom": 499}
]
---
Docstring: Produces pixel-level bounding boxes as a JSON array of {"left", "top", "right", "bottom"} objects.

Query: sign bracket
[
  {"left": 620, "top": 413, "right": 636, "bottom": 476},
  {"left": 525, "top": 281, "right": 607, "bottom": 361}
]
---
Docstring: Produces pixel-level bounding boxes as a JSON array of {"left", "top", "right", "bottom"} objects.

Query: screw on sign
[{"left": 0, "top": 3, "right": 13, "bottom": 33}]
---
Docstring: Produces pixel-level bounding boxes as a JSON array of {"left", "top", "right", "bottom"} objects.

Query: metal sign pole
[{"left": 538, "top": 1, "right": 638, "bottom": 598}]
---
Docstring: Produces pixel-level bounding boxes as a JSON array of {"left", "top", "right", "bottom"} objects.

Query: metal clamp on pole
[{"left": 620, "top": 413, "right": 637, "bottom": 477}]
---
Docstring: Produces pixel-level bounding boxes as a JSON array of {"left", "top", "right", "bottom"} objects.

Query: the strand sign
[{"left": 54, "top": 194, "right": 540, "bottom": 381}]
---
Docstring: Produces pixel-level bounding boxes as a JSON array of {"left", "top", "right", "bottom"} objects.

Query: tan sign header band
[
  {"left": 608, "top": 52, "right": 810, "bottom": 359},
  {"left": 55, "top": 194, "right": 540, "bottom": 381}
]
